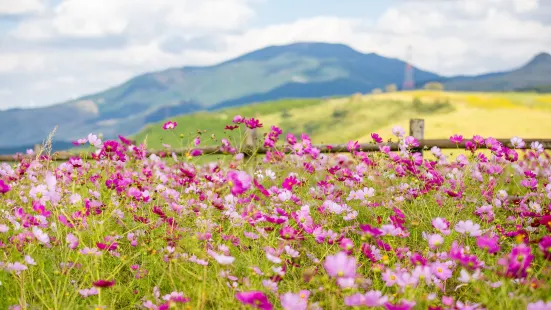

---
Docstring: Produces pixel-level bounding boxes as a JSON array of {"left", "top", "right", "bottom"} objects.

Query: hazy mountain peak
[
  {"left": 523, "top": 52, "right": 551, "bottom": 67},
  {"left": 225, "top": 42, "right": 363, "bottom": 64}
]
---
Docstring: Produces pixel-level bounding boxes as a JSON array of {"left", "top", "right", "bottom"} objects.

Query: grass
[{"left": 1, "top": 120, "right": 550, "bottom": 309}]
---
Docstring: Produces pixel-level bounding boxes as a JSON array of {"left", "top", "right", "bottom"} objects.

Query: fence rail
[{"left": 1, "top": 119, "right": 550, "bottom": 162}]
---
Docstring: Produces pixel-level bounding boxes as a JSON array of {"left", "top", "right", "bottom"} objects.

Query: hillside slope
[
  {"left": 134, "top": 91, "right": 551, "bottom": 151},
  {"left": 442, "top": 52, "right": 551, "bottom": 91}
]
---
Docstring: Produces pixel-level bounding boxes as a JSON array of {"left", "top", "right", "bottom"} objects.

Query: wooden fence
[{"left": 1, "top": 119, "right": 551, "bottom": 162}]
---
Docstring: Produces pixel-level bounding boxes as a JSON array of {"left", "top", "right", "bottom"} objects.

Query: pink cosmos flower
[
  {"left": 96, "top": 242, "right": 118, "bottom": 251},
  {"left": 227, "top": 170, "right": 252, "bottom": 196},
  {"left": 510, "top": 136, "right": 525, "bottom": 149},
  {"left": 539, "top": 236, "right": 551, "bottom": 260},
  {"left": 450, "top": 134, "right": 464, "bottom": 144},
  {"left": 455, "top": 220, "right": 482, "bottom": 237},
  {"left": 531, "top": 141, "right": 544, "bottom": 153},
  {"left": 384, "top": 300, "right": 416, "bottom": 310},
  {"left": 280, "top": 290, "right": 309, "bottom": 310},
  {"left": 382, "top": 269, "right": 399, "bottom": 286},
  {"left": 162, "top": 291, "right": 190, "bottom": 304},
  {"left": 344, "top": 290, "right": 388, "bottom": 307},
  {"left": 79, "top": 287, "right": 99, "bottom": 297},
  {"left": 245, "top": 118, "right": 263, "bottom": 129},
  {"left": 427, "top": 233, "right": 444, "bottom": 249},
  {"left": 233, "top": 115, "right": 245, "bottom": 124},
  {"left": 162, "top": 121, "right": 177, "bottom": 130},
  {"left": 87, "top": 133, "right": 102, "bottom": 147},
  {"left": 207, "top": 249, "right": 235, "bottom": 265},
  {"left": 80, "top": 247, "right": 101, "bottom": 256},
  {"left": 347, "top": 187, "right": 375, "bottom": 201},
  {"left": 24, "top": 255, "right": 36, "bottom": 266},
  {"left": 32, "top": 226, "right": 50, "bottom": 244},
  {"left": 6, "top": 262, "right": 27, "bottom": 273},
  {"left": 499, "top": 244, "right": 533, "bottom": 278},
  {"left": 404, "top": 136, "right": 419, "bottom": 148},
  {"left": 235, "top": 291, "right": 273, "bottom": 310},
  {"left": 323, "top": 252, "right": 357, "bottom": 278},
  {"left": 392, "top": 126, "right": 405, "bottom": 138},
  {"left": 431, "top": 262, "right": 452, "bottom": 281},
  {"left": 527, "top": 301, "right": 551, "bottom": 310},
  {"left": 282, "top": 176, "right": 299, "bottom": 190},
  {"left": 476, "top": 234, "right": 500, "bottom": 254},
  {"left": 371, "top": 133, "right": 383, "bottom": 143}
]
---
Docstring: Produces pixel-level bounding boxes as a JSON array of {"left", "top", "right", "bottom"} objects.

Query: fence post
[
  {"left": 245, "top": 128, "right": 258, "bottom": 171},
  {"left": 409, "top": 119, "right": 425, "bottom": 157}
]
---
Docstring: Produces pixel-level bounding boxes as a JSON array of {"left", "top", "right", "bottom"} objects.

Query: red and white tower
[{"left": 402, "top": 45, "right": 415, "bottom": 90}]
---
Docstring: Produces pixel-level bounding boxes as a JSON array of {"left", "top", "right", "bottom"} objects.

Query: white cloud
[
  {"left": 512, "top": 0, "right": 539, "bottom": 13},
  {"left": 0, "top": 0, "right": 45, "bottom": 15},
  {"left": 0, "top": 0, "right": 550, "bottom": 110},
  {"left": 0, "top": 53, "right": 45, "bottom": 73},
  {"left": 12, "top": 0, "right": 255, "bottom": 41}
]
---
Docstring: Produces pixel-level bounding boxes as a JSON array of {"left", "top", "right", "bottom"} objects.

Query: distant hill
[
  {"left": 440, "top": 52, "right": 551, "bottom": 91},
  {"left": 0, "top": 42, "right": 549, "bottom": 153},
  {"left": 515, "top": 84, "right": 551, "bottom": 93},
  {"left": 0, "top": 42, "right": 441, "bottom": 152}
]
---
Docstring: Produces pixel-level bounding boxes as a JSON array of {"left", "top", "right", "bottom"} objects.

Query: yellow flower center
[{"left": 437, "top": 268, "right": 443, "bottom": 273}]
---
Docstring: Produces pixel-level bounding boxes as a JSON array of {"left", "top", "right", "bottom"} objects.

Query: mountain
[
  {"left": 440, "top": 52, "right": 551, "bottom": 91},
  {"left": 0, "top": 42, "right": 441, "bottom": 152}
]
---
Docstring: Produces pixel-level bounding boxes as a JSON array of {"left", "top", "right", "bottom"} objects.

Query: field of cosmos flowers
[{"left": 1, "top": 115, "right": 551, "bottom": 310}]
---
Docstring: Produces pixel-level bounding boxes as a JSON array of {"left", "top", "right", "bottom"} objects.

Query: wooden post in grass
[
  {"left": 409, "top": 119, "right": 425, "bottom": 158},
  {"left": 245, "top": 127, "right": 258, "bottom": 171}
]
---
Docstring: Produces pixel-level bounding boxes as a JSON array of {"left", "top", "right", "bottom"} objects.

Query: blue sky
[
  {"left": 0, "top": 0, "right": 549, "bottom": 109},
  {"left": 250, "top": 0, "right": 392, "bottom": 25}
]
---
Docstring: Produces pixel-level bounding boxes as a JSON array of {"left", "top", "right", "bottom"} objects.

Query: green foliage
[
  {"left": 331, "top": 108, "right": 348, "bottom": 119},
  {"left": 385, "top": 84, "right": 398, "bottom": 92},
  {"left": 424, "top": 82, "right": 445, "bottom": 90},
  {"left": 281, "top": 109, "right": 292, "bottom": 119}
]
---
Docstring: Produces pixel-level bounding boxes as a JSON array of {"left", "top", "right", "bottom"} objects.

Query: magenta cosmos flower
[
  {"left": 323, "top": 251, "right": 357, "bottom": 278},
  {"left": 92, "top": 279, "right": 116, "bottom": 288},
  {"left": 499, "top": 244, "right": 534, "bottom": 278},
  {"left": 0, "top": 179, "right": 10, "bottom": 194},
  {"left": 244, "top": 118, "right": 263, "bottom": 129},
  {"left": 476, "top": 234, "right": 501, "bottom": 254},
  {"left": 450, "top": 134, "right": 464, "bottom": 144},
  {"left": 235, "top": 291, "right": 273, "bottom": 310},
  {"left": 162, "top": 121, "right": 177, "bottom": 130},
  {"left": 539, "top": 236, "right": 551, "bottom": 260},
  {"left": 227, "top": 170, "right": 252, "bottom": 196}
]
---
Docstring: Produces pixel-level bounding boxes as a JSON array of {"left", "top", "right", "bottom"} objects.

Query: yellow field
[
  {"left": 358, "top": 91, "right": 551, "bottom": 141},
  {"left": 254, "top": 90, "right": 551, "bottom": 143}
]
